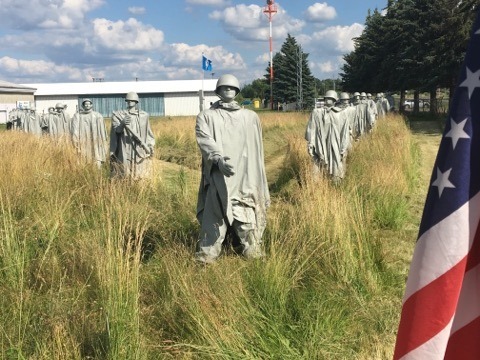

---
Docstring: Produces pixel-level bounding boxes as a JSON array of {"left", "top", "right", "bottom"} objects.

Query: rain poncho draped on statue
[
  {"left": 195, "top": 100, "right": 270, "bottom": 262},
  {"left": 109, "top": 109, "right": 155, "bottom": 179},
  {"left": 71, "top": 108, "right": 108, "bottom": 168},
  {"left": 305, "top": 105, "right": 351, "bottom": 179},
  {"left": 20, "top": 111, "right": 42, "bottom": 136}
]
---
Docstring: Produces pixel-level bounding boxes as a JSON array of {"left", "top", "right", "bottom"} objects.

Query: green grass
[{"left": 0, "top": 112, "right": 418, "bottom": 359}]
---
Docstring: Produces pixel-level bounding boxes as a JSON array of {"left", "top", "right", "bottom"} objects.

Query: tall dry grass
[{"left": 0, "top": 112, "right": 417, "bottom": 359}]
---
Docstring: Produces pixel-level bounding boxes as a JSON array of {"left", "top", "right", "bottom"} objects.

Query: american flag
[{"left": 393, "top": 9, "right": 480, "bottom": 360}]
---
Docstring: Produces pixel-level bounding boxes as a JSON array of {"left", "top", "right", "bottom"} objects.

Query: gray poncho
[
  {"left": 41, "top": 113, "right": 59, "bottom": 137},
  {"left": 20, "top": 112, "right": 42, "bottom": 136},
  {"left": 110, "top": 109, "right": 155, "bottom": 179},
  {"left": 71, "top": 110, "right": 108, "bottom": 166},
  {"left": 196, "top": 100, "right": 270, "bottom": 238},
  {"left": 305, "top": 106, "right": 351, "bottom": 179},
  {"left": 56, "top": 111, "right": 71, "bottom": 137}
]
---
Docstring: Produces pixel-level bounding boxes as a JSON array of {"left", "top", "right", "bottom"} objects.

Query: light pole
[{"left": 263, "top": 0, "right": 277, "bottom": 110}]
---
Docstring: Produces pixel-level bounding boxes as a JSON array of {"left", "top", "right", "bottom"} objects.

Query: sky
[{"left": 0, "top": 0, "right": 388, "bottom": 86}]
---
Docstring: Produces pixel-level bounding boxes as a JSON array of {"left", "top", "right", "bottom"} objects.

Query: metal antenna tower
[{"left": 263, "top": 0, "right": 277, "bottom": 110}]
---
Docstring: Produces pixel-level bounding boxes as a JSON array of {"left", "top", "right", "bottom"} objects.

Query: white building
[
  {"left": 20, "top": 79, "right": 218, "bottom": 118},
  {"left": 0, "top": 81, "right": 36, "bottom": 124}
]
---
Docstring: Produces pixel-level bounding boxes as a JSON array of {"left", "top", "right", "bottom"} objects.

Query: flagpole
[{"left": 201, "top": 67, "right": 205, "bottom": 112}]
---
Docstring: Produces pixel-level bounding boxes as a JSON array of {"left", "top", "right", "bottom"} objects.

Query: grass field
[{"left": 0, "top": 112, "right": 419, "bottom": 359}]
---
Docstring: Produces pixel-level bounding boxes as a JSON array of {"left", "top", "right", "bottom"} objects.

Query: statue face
[
  {"left": 126, "top": 100, "right": 137, "bottom": 110},
  {"left": 217, "top": 86, "right": 237, "bottom": 103},
  {"left": 83, "top": 101, "right": 93, "bottom": 111},
  {"left": 325, "top": 98, "right": 335, "bottom": 107}
]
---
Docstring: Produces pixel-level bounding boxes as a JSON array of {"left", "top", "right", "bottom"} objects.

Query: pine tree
[{"left": 265, "top": 34, "right": 315, "bottom": 110}]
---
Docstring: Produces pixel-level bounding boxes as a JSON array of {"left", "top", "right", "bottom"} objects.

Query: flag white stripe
[
  {"left": 399, "top": 317, "right": 454, "bottom": 360},
  {"left": 404, "top": 191, "right": 480, "bottom": 301}
]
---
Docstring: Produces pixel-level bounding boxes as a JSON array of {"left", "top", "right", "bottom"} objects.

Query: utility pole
[
  {"left": 297, "top": 46, "right": 303, "bottom": 111},
  {"left": 263, "top": 0, "right": 277, "bottom": 110}
]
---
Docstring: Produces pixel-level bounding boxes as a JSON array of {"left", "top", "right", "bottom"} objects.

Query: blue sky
[{"left": 0, "top": 0, "right": 387, "bottom": 86}]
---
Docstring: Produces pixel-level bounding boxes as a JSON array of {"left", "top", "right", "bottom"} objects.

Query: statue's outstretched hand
[{"left": 215, "top": 156, "right": 235, "bottom": 177}]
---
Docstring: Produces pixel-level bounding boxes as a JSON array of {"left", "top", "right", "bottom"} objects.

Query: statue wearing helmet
[
  {"left": 195, "top": 74, "right": 270, "bottom": 264},
  {"left": 71, "top": 98, "right": 108, "bottom": 169},
  {"left": 19, "top": 102, "right": 42, "bottom": 136},
  {"left": 338, "top": 92, "right": 351, "bottom": 109},
  {"left": 375, "top": 92, "right": 391, "bottom": 119},
  {"left": 305, "top": 89, "right": 351, "bottom": 182},
  {"left": 324, "top": 90, "right": 338, "bottom": 106},
  {"left": 53, "top": 101, "right": 71, "bottom": 137},
  {"left": 41, "top": 106, "right": 59, "bottom": 137},
  {"left": 110, "top": 91, "right": 155, "bottom": 179},
  {"left": 349, "top": 90, "right": 374, "bottom": 138},
  {"left": 125, "top": 91, "right": 140, "bottom": 103},
  {"left": 215, "top": 74, "right": 240, "bottom": 99}
]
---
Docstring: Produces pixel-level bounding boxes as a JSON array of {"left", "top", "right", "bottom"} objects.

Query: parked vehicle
[
  {"left": 315, "top": 99, "right": 325, "bottom": 108},
  {"left": 403, "top": 99, "right": 430, "bottom": 110}
]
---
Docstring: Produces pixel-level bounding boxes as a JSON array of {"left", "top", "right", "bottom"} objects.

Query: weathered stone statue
[
  {"left": 195, "top": 74, "right": 270, "bottom": 263},
  {"left": 41, "top": 107, "right": 58, "bottom": 137},
  {"left": 109, "top": 92, "right": 155, "bottom": 179},
  {"left": 338, "top": 92, "right": 351, "bottom": 109},
  {"left": 20, "top": 104, "right": 42, "bottom": 136},
  {"left": 305, "top": 90, "right": 351, "bottom": 182},
  {"left": 376, "top": 93, "right": 391, "bottom": 118},
  {"left": 7, "top": 108, "right": 22, "bottom": 130},
  {"left": 55, "top": 102, "right": 71, "bottom": 138},
  {"left": 71, "top": 99, "right": 108, "bottom": 168}
]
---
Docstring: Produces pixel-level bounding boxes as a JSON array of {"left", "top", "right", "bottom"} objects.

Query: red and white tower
[{"left": 263, "top": 0, "right": 277, "bottom": 110}]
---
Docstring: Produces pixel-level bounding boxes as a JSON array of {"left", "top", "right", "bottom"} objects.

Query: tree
[
  {"left": 341, "top": 0, "right": 476, "bottom": 114},
  {"left": 265, "top": 34, "right": 316, "bottom": 110},
  {"left": 341, "top": 9, "right": 387, "bottom": 93}
]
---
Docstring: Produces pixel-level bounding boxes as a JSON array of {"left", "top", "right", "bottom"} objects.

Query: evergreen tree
[
  {"left": 265, "top": 34, "right": 315, "bottom": 110},
  {"left": 341, "top": 9, "right": 387, "bottom": 92}
]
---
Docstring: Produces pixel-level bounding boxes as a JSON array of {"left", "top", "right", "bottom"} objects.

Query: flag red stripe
[
  {"left": 445, "top": 316, "right": 480, "bottom": 359},
  {"left": 393, "top": 257, "right": 467, "bottom": 360},
  {"left": 466, "top": 221, "right": 480, "bottom": 271}
]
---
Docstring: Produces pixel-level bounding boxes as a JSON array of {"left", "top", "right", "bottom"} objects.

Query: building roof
[
  {"left": 20, "top": 79, "right": 218, "bottom": 96},
  {"left": 0, "top": 80, "right": 36, "bottom": 94}
]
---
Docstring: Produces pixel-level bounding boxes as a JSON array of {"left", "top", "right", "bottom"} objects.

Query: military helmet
[
  {"left": 82, "top": 98, "right": 93, "bottom": 105},
  {"left": 353, "top": 92, "right": 360, "bottom": 97},
  {"left": 324, "top": 90, "right": 338, "bottom": 102},
  {"left": 125, "top": 91, "right": 139, "bottom": 102},
  {"left": 360, "top": 92, "right": 366, "bottom": 97},
  {"left": 215, "top": 74, "right": 240, "bottom": 95},
  {"left": 55, "top": 102, "right": 65, "bottom": 109},
  {"left": 339, "top": 92, "right": 350, "bottom": 100}
]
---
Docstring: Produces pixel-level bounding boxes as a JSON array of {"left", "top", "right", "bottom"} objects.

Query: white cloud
[
  {"left": 0, "top": 0, "right": 105, "bottom": 30},
  {"left": 255, "top": 53, "right": 270, "bottom": 64},
  {"left": 0, "top": 56, "right": 84, "bottom": 81},
  {"left": 167, "top": 43, "right": 245, "bottom": 72},
  {"left": 311, "top": 23, "right": 364, "bottom": 54},
  {"left": 186, "top": 0, "right": 230, "bottom": 6},
  {"left": 128, "top": 7, "right": 146, "bottom": 15},
  {"left": 305, "top": 3, "right": 337, "bottom": 22},
  {"left": 209, "top": 4, "right": 305, "bottom": 42},
  {"left": 92, "top": 18, "right": 164, "bottom": 52}
]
